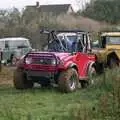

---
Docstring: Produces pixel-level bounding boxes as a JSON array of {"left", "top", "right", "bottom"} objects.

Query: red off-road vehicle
[{"left": 13, "top": 30, "right": 96, "bottom": 93}]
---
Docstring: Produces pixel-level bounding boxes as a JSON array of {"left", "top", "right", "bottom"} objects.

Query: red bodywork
[{"left": 17, "top": 51, "right": 96, "bottom": 80}]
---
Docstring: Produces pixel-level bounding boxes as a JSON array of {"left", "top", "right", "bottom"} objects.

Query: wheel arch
[
  {"left": 68, "top": 63, "right": 78, "bottom": 72},
  {"left": 56, "top": 63, "right": 78, "bottom": 82},
  {"left": 107, "top": 52, "right": 119, "bottom": 65}
]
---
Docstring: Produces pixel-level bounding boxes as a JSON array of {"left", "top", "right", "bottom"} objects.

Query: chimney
[{"left": 36, "top": 1, "right": 39, "bottom": 7}]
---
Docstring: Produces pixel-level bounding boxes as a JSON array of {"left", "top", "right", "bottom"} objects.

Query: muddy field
[
  {"left": 0, "top": 66, "right": 120, "bottom": 119},
  {"left": 0, "top": 66, "right": 97, "bottom": 120},
  {"left": 0, "top": 67, "right": 14, "bottom": 85}
]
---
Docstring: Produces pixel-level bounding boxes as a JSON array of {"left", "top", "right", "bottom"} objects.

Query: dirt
[{"left": 0, "top": 66, "right": 14, "bottom": 85}]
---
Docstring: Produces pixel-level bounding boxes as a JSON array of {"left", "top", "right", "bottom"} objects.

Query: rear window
[
  {"left": 0, "top": 41, "right": 5, "bottom": 49},
  {"left": 8, "top": 40, "right": 31, "bottom": 48}
]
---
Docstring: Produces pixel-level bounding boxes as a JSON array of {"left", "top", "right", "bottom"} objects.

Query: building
[{"left": 26, "top": 2, "right": 74, "bottom": 16}]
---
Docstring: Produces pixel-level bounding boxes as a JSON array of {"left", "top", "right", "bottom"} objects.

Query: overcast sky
[{"left": 0, "top": 0, "right": 90, "bottom": 11}]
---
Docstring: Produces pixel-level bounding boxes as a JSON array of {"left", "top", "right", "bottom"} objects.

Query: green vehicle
[{"left": 0, "top": 37, "right": 32, "bottom": 65}]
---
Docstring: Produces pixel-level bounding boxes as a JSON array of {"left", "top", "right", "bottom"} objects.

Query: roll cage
[{"left": 40, "top": 30, "right": 91, "bottom": 53}]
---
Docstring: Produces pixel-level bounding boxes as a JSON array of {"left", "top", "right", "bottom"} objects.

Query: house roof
[{"left": 39, "top": 4, "right": 73, "bottom": 15}]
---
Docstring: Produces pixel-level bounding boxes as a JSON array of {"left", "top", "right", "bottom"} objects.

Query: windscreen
[
  {"left": 66, "top": 35, "right": 77, "bottom": 42},
  {"left": 106, "top": 36, "right": 120, "bottom": 44},
  {"left": 48, "top": 33, "right": 78, "bottom": 52},
  {"left": 57, "top": 34, "right": 78, "bottom": 52}
]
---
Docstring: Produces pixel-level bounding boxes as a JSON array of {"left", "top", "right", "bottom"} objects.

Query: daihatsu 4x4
[
  {"left": 13, "top": 30, "right": 96, "bottom": 93},
  {"left": 93, "top": 32, "right": 120, "bottom": 69}
]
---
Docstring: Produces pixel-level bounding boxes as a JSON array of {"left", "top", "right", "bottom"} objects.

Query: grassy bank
[{"left": 0, "top": 67, "right": 119, "bottom": 120}]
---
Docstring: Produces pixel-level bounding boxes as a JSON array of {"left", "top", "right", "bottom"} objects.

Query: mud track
[{"left": 0, "top": 66, "right": 15, "bottom": 85}]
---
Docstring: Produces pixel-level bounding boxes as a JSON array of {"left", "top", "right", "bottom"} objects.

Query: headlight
[
  {"left": 25, "top": 57, "right": 32, "bottom": 64},
  {"left": 51, "top": 59, "right": 56, "bottom": 65}
]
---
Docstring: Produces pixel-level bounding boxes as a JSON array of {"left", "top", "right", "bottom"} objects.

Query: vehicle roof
[
  {"left": 101, "top": 32, "right": 120, "bottom": 36},
  {"left": 56, "top": 30, "right": 87, "bottom": 33},
  {"left": 0, "top": 37, "right": 29, "bottom": 41},
  {"left": 57, "top": 32, "right": 77, "bottom": 36}
]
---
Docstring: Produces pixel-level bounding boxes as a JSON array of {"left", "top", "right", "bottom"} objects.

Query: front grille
[{"left": 32, "top": 57, "right": 55, "bottom": 65}]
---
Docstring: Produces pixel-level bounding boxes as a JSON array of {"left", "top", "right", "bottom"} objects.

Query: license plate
[{"left": 26, "top": 70, "right": 52, "bottom": 77}]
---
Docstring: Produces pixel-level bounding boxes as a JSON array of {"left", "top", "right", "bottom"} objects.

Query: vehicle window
[
  {"left": 66, "top": 35, "right": 77, "bottom": 42},
  {"left": 58, "top": 35, "right": 67, "bottom": 49},
  {"left": 58, "top": 35, "right": 78, "bottom": 52},
  {"left": 0, "top": 41, "right": 5, "bottom": 49},
  {"left": 47, "top": 33, "right": 86, "bottom": 53},
  {"left": 92, "top": 40, "right": 99, "bottom": 48},
  {"left": 77, "top": 34, "right": 85, "bottom": 52},
  {"left": 5, "top": 41, "right": 9, "bottom": 49},
  {"left": 8, "top": 40, "right": 30, "bottom": 48},
  {"left": 48, "top": 40, "right": 63, "bottom": 52},
  {"left": 106, "top": 36, "right": 120, "bottom": 44},
  {"left": 101, "top": 36, "right": 106, "bottom": 48}
]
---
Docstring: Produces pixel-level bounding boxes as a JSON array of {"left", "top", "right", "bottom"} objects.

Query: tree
[
  {"left": 81, "top": 0, "right": 120, "bottom": 24},
  {"left": 76, "top": 0, "right": 90, "bottom": 10},
  {"left": 6, "top": 8, "right": 21, "bottom": 27}
]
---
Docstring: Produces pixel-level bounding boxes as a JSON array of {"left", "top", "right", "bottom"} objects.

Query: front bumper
[
  {"left": 26, "top": 70, "right": 54, "bottom": 78},
  {"left": 24, "top": 69, "right": 56, "bottom": 82}
]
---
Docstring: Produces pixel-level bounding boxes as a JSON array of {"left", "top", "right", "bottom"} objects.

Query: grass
[
  {"left": 0, "top": 67, "right": 119, "bottom": 120},
  {"left": 0, "top": 85, "right": 99, "bottom": 120}
]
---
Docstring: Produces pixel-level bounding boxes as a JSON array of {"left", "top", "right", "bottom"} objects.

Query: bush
[{"left": 68, "top": 68, "right": 120, "bottom": 120}]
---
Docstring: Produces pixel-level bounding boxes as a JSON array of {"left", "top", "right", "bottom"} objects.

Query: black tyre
[
  {"left": 109, "top": 58, "right": 118, "bottom": 69},
  {"left": 81, "top": 65, "right": 96, "bottom": 88},
  {"left": 88, "top": 65, "right": 96, "bottom": 85},
  {"left": 13, "top": 69, "right": 33, "bottom": 89},
  {"left": 58, "top": 68, "right": 79, "bottom": 93}
]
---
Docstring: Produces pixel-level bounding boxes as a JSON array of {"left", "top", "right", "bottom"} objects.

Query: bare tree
[{"left": 76, "top": 0, "right": 90, "bottom": 10}]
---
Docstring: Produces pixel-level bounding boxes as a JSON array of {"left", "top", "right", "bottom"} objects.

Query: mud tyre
[
  {"left": 81, "top": 65, "right": 96, "bottom": 88},
  {"left": 13, "top": 69, "right": 33, "bottom": 89},
  {"left": 88, "top": 66, "right": 96, "bottom": 85},
  {"left": 109, "top": 58, "right": 118, "bottom": 69},
  {"left": 58, "top": 68, "right": 79, "bottom": 93}
]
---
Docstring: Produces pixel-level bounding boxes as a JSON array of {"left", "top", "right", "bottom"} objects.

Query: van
[{"left": 0, "top": 37, "right": 32, "bottom": 65}]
